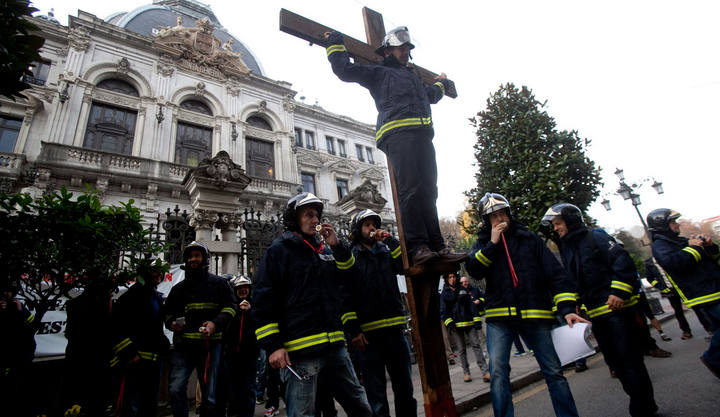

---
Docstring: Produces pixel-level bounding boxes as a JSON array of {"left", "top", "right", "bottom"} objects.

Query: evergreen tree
[{"left": 466, "top": 83, "right": 602, "bottom": 234}]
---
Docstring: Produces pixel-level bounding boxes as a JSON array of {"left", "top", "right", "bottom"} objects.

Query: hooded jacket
[
  {"left": 651, "top": 232, "right": 720, "bottom": 308},
  {"left": 163, "top": 268, "right": 236, "bottom": 347},
  {"left": 440, "top": 283, "right": 485, "bottom": 329},
  {"left": 252, "top": 231, "right": 356, "bottom": 359},
  {"left": 325, "top": 32, "right": 449, "bottom": 145},
  {"left": 465, "top": 221, "right": 577, "bottom": 321},
  {"left": 558, "top": 228, "right": 640, "bottom": 319}
]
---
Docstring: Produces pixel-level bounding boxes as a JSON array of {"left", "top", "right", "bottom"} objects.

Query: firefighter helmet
[
  {"left": 349, "top": 209, "right": 382, "bottom": 242},
  {"left": 647, "top": 208, "right": 681, "bottom": 233},
  {"left": 230, "top": 275, "right": 252, "bottom": 288},
  {"left": 182, "top": 241, "right": 210, "bottom": 266},
  {"left": 375, "top": 26, "right": 415, "bottom": 56},
  {"left": 542, "top": 203, "right": 585, "bottom": 231},
  {"left": 283, "top": 192, "right": 324, "bottom": 232}
]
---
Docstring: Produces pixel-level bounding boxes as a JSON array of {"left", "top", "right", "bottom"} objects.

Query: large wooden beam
[{"left": 279, "top": 8, "right": 457, "bottom": 98}]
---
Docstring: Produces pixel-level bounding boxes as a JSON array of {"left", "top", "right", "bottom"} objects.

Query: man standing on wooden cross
[{"left": 324, "top": 28, "right": 465, "bottom": 266}]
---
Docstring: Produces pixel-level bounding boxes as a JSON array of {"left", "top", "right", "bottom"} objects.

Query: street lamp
[{"left": 602, "top": 167, "right": 663, "bottom": 241}]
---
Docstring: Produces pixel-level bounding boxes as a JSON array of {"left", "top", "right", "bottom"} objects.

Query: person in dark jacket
[
  {"left": 0, "top": 282, "right": 36, "bottom": 417},
  {"left": 63, "top": 282, "right": 115, "bottom": 416},
  {"left": 252, "top": 193, "right": 371, "bottom": 417},
  {"left": 111, "top": 257, "right": 170, "bottom": 417},
  {"left": 164, "top": 241, "right": 236, "bottom": 417},
  {"left": 647, "top": 208, "right": 720, "bottom": 379},
  {"left": 543, "top": 203, "right": 658, "bottom": 417},
  {"left": 466, "top": 193, "right": 585, "bottom": 417},
  {"left": 440, "top": 273, "right": 489, "bottom": 383},
  {"left": 645, "top": 257, "right": 693, "bottom": 339},
  {"left": 323, "top": 28, "right": 464, "bottom": 266},
  {"left": 342, "top": 209, "right": 416, "bottom": 417},
  {"left": 218, "top": 275, "right": 258, "bottom": 417}
]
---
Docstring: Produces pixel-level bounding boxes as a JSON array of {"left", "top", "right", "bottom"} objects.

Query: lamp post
[{"left": 601, "top": 168, "right": 663, "bottom": 241}]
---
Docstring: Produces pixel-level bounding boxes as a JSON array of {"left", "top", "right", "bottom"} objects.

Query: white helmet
[
  {"left": 230, "top": 275, "right": 252, "bottom": 288},
  {"left": 375, "top": 26, "right": 415, "bottom": 56}
]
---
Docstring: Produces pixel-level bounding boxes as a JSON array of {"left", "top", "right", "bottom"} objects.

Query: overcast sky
[{"left": 31, "top": 0, "right": 720, "bottom": 234}]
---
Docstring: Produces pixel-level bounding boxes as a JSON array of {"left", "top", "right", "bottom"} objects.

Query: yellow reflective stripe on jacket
[
  {"left": 684, "top": 291, "right": 720, "bottom": 308},
  {"left": 283, "top": 331, "right": 346, "bottom": 352},
  {"left": 610, "top": 280, "right": 634, "bottom": 294},
  {"left": 25, "top": 314, "right": 35, "bottom": 325},
  {"left": 110, "top": 356, "right": 119, "bottom": 367},
  {"left": 682, "top": 247, "right": 701, "bottom": 262},
  {"left": 341, "top": 311, "right": 358, "bottom": 325},
  {"left": 520, "top": 309, "right": 555, "bottom": 319},
  {"left": 326, "top": 44, "right": 347, "bottom": 57},
  {"left": 375, "top": 117, "right": 432, "bottom": 141},
  {"left": 113, "top": 338, "right": 132, "bottom": 354},
  {"left": 359, "top": 316, "right": 406, "bottom": 332},
  {"left": 183, "top": 332, "right": 223, "bottom": 340},
  {"left": 587, "top": 295, "right": 640, "bottom": 318},
  {"left": 221, "top": 307, "right": 236, "bottom": 317},
  {"left": 255, "top": 323, "right": 280, "bottom": 340},
  {"left": 553, "top": 292, "right": 578, "bottom": 305},
  {"left": 650, "top": 280, "right": 659, "bottom": 287},
  {"left": 473, "top": 316, "right": 483, "bottom": 322},
  {"left": 433, "top": 81, "right": 445, "bottom": 95},
  {"left": 138, "top": 351, "right": 159, "bottom": 362},
  {"left": 474, "top": 250, "right": 492, "bottom": 267},
  {"left": 391, "top": 246, "right": 402, "bottom": 259},
  {"left": 444, "top": 317, "right": 454, "bottom": 326},
  {"left": 456, "top": 321, "right": 475, "bottom": 328},
  {"left": 336, "top": 254, "right": 355, "bottom": 270},
  {"left": 185, "top": 302, "right": 219, "bottom": 311},
  {"left": 485, "top": 307, "right": 517, "bottom": 318}
]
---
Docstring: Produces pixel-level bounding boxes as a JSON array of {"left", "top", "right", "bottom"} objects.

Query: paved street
[{"left": 467, "top": 312, "right": 719, "bottom": 417}]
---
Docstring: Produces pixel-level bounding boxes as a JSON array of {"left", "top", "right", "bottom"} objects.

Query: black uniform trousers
[
  {"left": 378, "top": 128, "right": 443, "bottom": 255},
  {"left": 591, "top": 307, "right": 657, "bottom": 417}
]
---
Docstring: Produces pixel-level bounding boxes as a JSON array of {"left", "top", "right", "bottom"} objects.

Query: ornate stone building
[{"left": 0, "top": 0, "right": 395, "bottom": 274}]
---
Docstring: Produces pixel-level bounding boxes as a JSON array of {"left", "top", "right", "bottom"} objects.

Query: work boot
[
  {"left": 437, "top": 247, "right": 468, "bottom": 263},
  {"left": 649, "top": 347, "right": 672, "bottom": 358},
  {"left": 411, "top": 247, "right": 439, "bottom": 266},
  {"left": 463, "top": 372, "right": 472, "bottom": 383},
  {"left": 482, "top": 372, "right": 491, "bottom": 382}
]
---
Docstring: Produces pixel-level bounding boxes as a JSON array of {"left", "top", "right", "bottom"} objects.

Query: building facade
[{"left": 0, "top": 0, "right": 395, "bottom": 274}]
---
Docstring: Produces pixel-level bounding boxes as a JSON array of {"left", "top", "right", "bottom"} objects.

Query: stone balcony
[{"left": 0, "top": 152, "right": 27, "bottom": 177}]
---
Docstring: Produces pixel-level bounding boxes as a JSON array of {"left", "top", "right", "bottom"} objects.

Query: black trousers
[
  {"left": 668, "top": 294, "right": 691, "bottom": 333},
  {"left": 378, "top": 129, "right": 444, "bottom": 254},
  {"left": 592, "top": 308, "right": 656, "bottom": 417}
]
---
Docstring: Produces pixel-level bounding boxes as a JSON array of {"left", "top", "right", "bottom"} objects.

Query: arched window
[
  {"left": 96, "top": 78, "right": 139, "bottom": 97},
  {"left": 180, "top": 99, "right": 213, "bottom": 116},
  {"left": 246, "top": 115, "right": 272, "bottom": 131}
]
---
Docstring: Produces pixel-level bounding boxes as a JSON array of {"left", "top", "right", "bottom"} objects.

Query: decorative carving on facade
[
  {"left": 157, "top": 53, "right": 176, "bottom": 76},
  {"left": 296, "top": 151, "right": 327, "bottom": 170},
  {"left": 121, "top": 183, "right": 132, "bottom": 193},
  {"left": 153, "top": 17, "right": 251, "bottom": 80},
  {"left": 188, "top": 150, "right": 251, "bottom": 189},
  {"left": 146, "top": 183, "right": 158, "bottom": 200},
  {"left": 70, "top": 176, "right": 82, "bottom": 188},
  {"left": 282, "top": 94, "right": 296, "bottom": 113},
  {"left": 257, "top": 100, "right": 267, "bottom": 113},
  {"left": 226, "top": 77, "right": 242, "bottom": 96},
  {"left": 171, "top": 189, "right": 182, "bottom": 199},
  {"left": 177, "top": 110, "right": 214, "bottom": 127},
  {"left": 95, "top": 177, "right": 109, "bottom": 192},
  {"left": 337, "top": 179, "right": 387, "bottom": 207},
  {"left": 189, "top": 208, "right": 219, "bottom": 229},
  {"left": 195, "top": 81, "right": 206, "bottom": 96},
  {"left": 93, "top": 90, "right": 139, "bottom": 109},
  {"left": 68, "top": 26, "right": 91, "bottom": 52},
  {"left": 217, "top": 212, "right": 243, "bottom": 229},
  {"left": 116, "top": 57, "right": 130, "bottom": 75}
]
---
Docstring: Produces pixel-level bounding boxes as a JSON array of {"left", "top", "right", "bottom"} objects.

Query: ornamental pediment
[
  {"left": 153, "top": 17, "right": 250, "bottom": 79},
  {"left": 358, "top": 167, "right": 385, "bottom": 181},
  {"left": 328, "top": 159, "right": 356, "bottom": 175},
  {"left": 296, "top": 151, "right": 327, "bottom": 169}
]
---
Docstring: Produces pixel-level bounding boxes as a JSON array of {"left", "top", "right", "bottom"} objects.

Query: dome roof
[{"left": 107, "top": 0, "right": 263, "bottom": 75}]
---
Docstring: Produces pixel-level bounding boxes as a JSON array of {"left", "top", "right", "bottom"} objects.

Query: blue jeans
[
  {"left": 697, "top": 302, "right": 720, "bottom": 371},
  {"left": 360, "top": 328, "right": 417, "bottom": 417},
  {"left": 169, "top": 344, "right": 222, "bottom": 417},
  {"left": 255, "top": 349, "right": 268, "bottom": 398},
  {"left": 280, "top": 346, "right": 372, "bottom": 417},
  {"left": 486, "top": 320, "right": 579, "bottom": 417}
]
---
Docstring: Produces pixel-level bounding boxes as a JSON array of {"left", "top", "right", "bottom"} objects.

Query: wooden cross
[{"left": 280, "top": 8, "right": 459, "bottom": 417}]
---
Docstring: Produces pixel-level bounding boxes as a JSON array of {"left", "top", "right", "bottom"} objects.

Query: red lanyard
[
  {"left": 500, "top": 233, "right": 519, "bottom": 287},
  {"left": 303, "top": 239, "right": 324, "bottom": 254}
]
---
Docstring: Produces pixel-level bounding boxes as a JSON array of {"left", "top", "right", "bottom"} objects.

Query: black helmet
[
  {"left": 182, "top": 241, "right": 210, "bottom": 267},
  {"left": 283, "top": 192, "right": 324, "bottom": 232},
  {"left": 647, "top": 208, "right": 681, "bottom": 233},
  {"left": 542, "top": 203, "right": 585, "bottom": 232},
  {"left": 349, "top": 209, "right": 382, "bottom": 242}
]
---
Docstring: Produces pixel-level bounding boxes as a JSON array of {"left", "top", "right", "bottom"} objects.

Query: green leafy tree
[
  {"left": 465, "top": 83, "right": 602, "bottom": 234},
  {"left": 0, "top": 188, "right": 166, "bottom": 325},
  {"left": 0, "top": 0, "right": 45, "bottom": 99}
]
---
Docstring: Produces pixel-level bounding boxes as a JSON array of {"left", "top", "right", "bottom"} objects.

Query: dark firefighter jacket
[
  {"left": 65, "top": 290, "right": 114, "bottom": 366},
  {"left": 224, "top": 294, "right": 258, "bottom": 360},
  {"left": 558, "top": 228, "right": 640, "bottom": 319},
  {"left": 1, "top": 300, "right": 35, "bottom": 375},
  {"left": 110, "top": 281, "right": 170, "bottom": 368},
  {"left": 644, "top": 257, "right": 676, "bottom": 296},
  {"left": 343, "top": 236, "right": 406, "bottom": 337},
  {"left": 465, "top": 221, "right": 577, "bottom": 321},
  {"left": 325, "top": 32, "right": 449, "bottom": 145},
  {"left": 252, "top": 231, "right": 355, "bottom": 359},
  {"left": 440, "top": 284, "right": 485, "bottom": 329},
  {"left": 651, "top": 232, "right": 720, "bottom": 309},
  {"left": 163, "top": 270, "right": 236, "bottom": 347}
]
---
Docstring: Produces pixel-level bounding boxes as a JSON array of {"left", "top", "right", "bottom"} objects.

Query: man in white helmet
[{"left": 323, "top": 28, "right": 465, "bottom": 267}]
